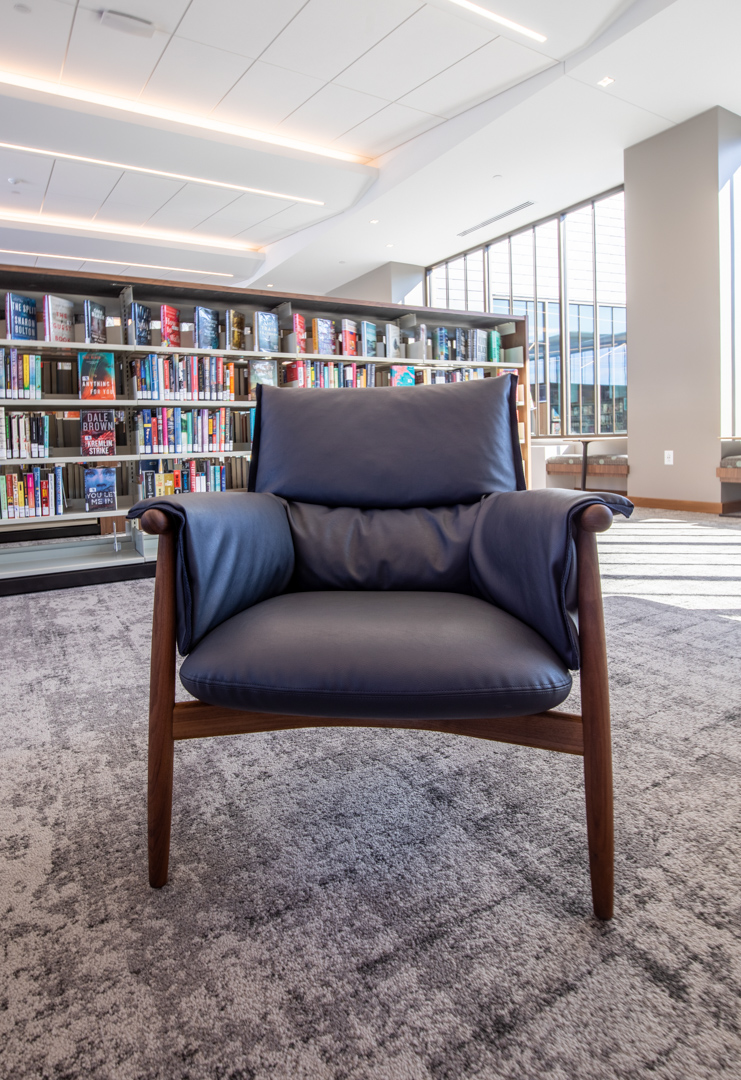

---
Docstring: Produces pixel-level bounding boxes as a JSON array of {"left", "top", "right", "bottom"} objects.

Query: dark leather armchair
[{"left": 129, "top": 375, "right": 632, "bottom": 918}]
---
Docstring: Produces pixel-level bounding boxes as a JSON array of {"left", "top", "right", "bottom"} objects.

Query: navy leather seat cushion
[
  {"left": 285, "top": 501, "right": 480, "bottom": 593},
  {"left": 249, "top": 375, "right": 525, "bottom": 508},
  {"left": 179, "top": 591, "right": 572, "bottom": 720}
]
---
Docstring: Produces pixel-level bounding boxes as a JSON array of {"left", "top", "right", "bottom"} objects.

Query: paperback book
[
  {"left": 194, "top": 306, "right": 219, "bottom": 350},
  {"left": 84, "top": 300, "right": 106, "bottom": 344},
  {"left": 248, "top": 358, "right": 278, "bottom": 398},
  {"left": 80, "top": 408, "right": 116, "bottom": 457},
  {"left": 5, "top": 293, "right": 37, "bottom": 341},
  {"left": 389, "top": 364, "right": 415, "bottom": 386},
  {"left": 432, "top": 326, "right": 449, "bottom": 362},
  {"left": 78, "top": 351, "right": 116, "bottom": 399},
  {"left": 293, "top": 313, "right": 306, "bottom": 353},
  {"left": 341, "top": 319, "right": 357, "bottom": 357},
  {"left": 384, "top": 323, "right": 401, "bottom": 359},
  {"left": 160, "top": 305, "right": 180, "bottom": 348},
  {"left": 84, "top": 466, "right": 117, "bottom": 512},
  {"left": 254, "top": 311, "right": 280, "bottom": 352},
  {"left": 44, "top": 295, "right": 74, "bottom": 343}
]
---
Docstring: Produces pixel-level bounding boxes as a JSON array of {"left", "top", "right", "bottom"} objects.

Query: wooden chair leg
[
  {"left": 141, "top": 510, "right": 177, "bottom": 888},
  {"left": 577, "top": 505, "right": 615, "bottom": 920}
]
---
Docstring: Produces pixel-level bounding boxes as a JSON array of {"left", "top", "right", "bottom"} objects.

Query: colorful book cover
[
  {"left": 195, "top": 306, "right": 219, "bottom": 349},
  {"left": 293, "top": 313, "right": 306, "bottom": 353},
  {"left": 130, "top": 303, "right": 151, "bottom": 346},
  {"left": 226, "top": 309, "right": 245, "bottom": 350},
  {"left": 433, "top": 327, "right": 449, "bottom": 362},
  {"left": 44, "top": 295, "right": 74, "bottom": 343},
  {"left": 341, "top": 319, "right": 357, "bottom": 357},
  {"left": 84, "top": 467, "right": 117, "bottom": 512},
  {"left": 384, "top": 323, "right": 401, "bottom": 359},
  {"left": 6, "top": 293, "right": 37, "bottom": 341},
  {"left": 254, "top": 311, "right": 280, "bottom": 352},
  {"left": 160, "top": 305, "right": 181, "bottom": 348},
  {"left": 488, "top": 329, "right": 501, "bottom": 362},
  {"left": 78, "top": 351, "right": 116, "bottom": 399},
  {"left": 248, "top": 359, "right": 278, "bottom": 399},
  {"left": 360, "top": 321, "right": 377, "bottom": 357},
  {"left": 80, "top": 409, "right": 116, "bottom": 457},
  {"left": 312, "top": 318, "right": 334, "bottom": 355},
  {"left": 84, "top": 300, "right": 106, "bottom": 344},
  {"left": 389, "top": 365, "right": 415, "bottom": 386}
]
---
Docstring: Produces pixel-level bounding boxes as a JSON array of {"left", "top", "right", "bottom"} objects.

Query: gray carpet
[{"left": 1, "top": 510, "right": 740, "bottom": 1079}]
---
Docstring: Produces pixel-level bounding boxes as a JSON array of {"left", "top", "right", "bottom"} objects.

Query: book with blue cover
[
  {"left": 78, "top": 351, "right": 116, "bottom": 399},
  {"left": 129, "top": 303, "right": 151, "bottom": 346},
  {"left": 254, "top": 311, "right": 280, "bottom": 352},
  {"left": 84, "top": 466, "right": 117, "bottom": 512},
  {"left": 194, "top": 306, "right": 219, "bottom": 350},
  {"left": 84, "top": 300, "right": 106, "bottom": 344},
  {"left": 360, "top": 321, "right": 377, "bottom": 357},
  {"left": 5, "top": 293, "right": 37, "bottom": 340}
]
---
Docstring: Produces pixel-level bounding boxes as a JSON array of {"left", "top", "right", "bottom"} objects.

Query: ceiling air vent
[{"left": 457, "top": 201, "right": 534, "bottom": 238}]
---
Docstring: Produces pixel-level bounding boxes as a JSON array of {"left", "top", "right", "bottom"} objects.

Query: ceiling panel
[
  {"left": 144, "top": 184, "right": 244, "bottom": 230},
  {"left": 0, "top": 0, "right": 73, "bottom": 80},
  {"left": 333, "top": 103, "right": 444, "bottom": 159},
  {"left": 176, "top": 0, "right": 308, "bottom": 59},
  {"left": 210, "top": 60, "right": 325, "bottom": 131},
  {"left": 63, "top": 8, "right": 171, "bottom": 97},
  {"left": 400, "top": 35, "right": 554, "bottom": 119},
  {"left": 140, "top": 37, "right": 252, "bottom": 114},
  {"left": 190, "top": 192, "right": 296, "bottom": 237},
  {"left": 94, "top": 172, "right": 185, "bottom": 226},
  {"left": 278, "top": 84, "right": 388, "bottom": 144},
  {"left": 243, "top": 203, "right": 333, "bottom": 246},
  {"left": 0, "top": 147, "right": 54, "bottom": 214},
  {"left": 41, "top": 159, "right": 122, "bottom": 219},
  {"left": 259, "top": 0, "right": 422, "bottom": 82},
  {"left": 335, "top": 4, "right": 495, "bottom": 102},
  {"left": 566, "top": 0, "right": 741, "bottom": 126}
]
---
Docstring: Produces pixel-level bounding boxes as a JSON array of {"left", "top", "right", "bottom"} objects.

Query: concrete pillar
[{"left": 624, "top": 107, "right": 741, "bottom": 512}]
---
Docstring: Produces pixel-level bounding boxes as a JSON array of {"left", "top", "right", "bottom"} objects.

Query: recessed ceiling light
[
  {"left": 369, "top": 219, "right": 379, "bottom": 224},
  {"left": 0, "top": 247, "right": 234, "bottom": 277},
  {"left": 386, "top": 243, "right": 394, "bottom": 248},
  {"left": 266, "top": 283, "right": 274, "bottom": 288},
  {"left": 0, "top": 141, "right": 324, "bottom": 205},
  {"left": 0, "top": 209, "right": 257, "bottom": 251},
  {"left": 598, "top": 76, "right": 615, "bottom": 87},
  {"left": 0, "top": 71, "right": 367, "bottom": 165},
  {"left": 444, "top": 0, "right": 546, "bottom": 43}
]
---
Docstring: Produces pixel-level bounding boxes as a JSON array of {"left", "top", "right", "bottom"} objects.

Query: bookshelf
[{"left": 0, "top": 265, "right": 529, "bottom": 594}]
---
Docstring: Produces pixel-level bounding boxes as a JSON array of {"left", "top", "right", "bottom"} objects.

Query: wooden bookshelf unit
[{"left": 0, "top": 265, "right": 529, "bottom": 593}]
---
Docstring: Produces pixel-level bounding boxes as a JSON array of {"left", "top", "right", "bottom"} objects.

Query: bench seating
[
  {"left": 717, "top": 455, "right": 741, "bottom": 482},
  {"left": 547, "top": 454, "right": 629, "bottom": 478}
]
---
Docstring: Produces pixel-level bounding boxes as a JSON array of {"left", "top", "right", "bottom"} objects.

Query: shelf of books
[{"left": 0, "top": 265, "right": 529, "bottom": 592}]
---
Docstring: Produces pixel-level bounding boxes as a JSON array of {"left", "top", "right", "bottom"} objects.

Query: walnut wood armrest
[{"left": 140, "top": 508, "right": 173, "bottom": 535}]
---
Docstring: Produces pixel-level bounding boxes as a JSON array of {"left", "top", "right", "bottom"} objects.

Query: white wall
[
  {"left": 625, "top": 107, "right": 741, "bottom": 506},
  {"left": 327, "top": 262, "right": 425, "bottom": 304}
]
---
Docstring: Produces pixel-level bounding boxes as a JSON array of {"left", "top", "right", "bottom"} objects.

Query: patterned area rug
[{"left": 1, "top": 511, "right": 740, "bottom": 1079}]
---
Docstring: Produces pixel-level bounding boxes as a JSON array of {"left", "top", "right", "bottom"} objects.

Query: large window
[{"left": 426, "top": 189, "right": 627, "bottom": 436}]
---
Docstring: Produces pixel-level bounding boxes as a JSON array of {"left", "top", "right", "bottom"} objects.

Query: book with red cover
[
  {"left": 341, "top": 319, "right": 357, "bottom": 356},
  {"left": 80, "top": 409, "right": 116, "bottom": 456},
  {"left": 160, "top": 305, "right": 181, "bottom": 348},
  {"left": 293, "top": 313, "right": 306, "bottom": 353}
]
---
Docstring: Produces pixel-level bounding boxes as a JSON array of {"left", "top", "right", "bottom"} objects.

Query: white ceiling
[{"left": 0, "top": 0, "right": 738, "bottom": 291}]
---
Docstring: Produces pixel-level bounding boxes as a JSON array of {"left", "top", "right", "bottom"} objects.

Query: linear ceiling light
[
  {"left": 0, "top": 71, "right": 367, "bottom": 165},
  {"left": 445, "top": 0, "right": 546, "bottom": 42},
  {"left": 0, "top": 141, "right": 325, "bottom": 205},
  {"left": 0, "top": 209, "right": 257, "bottom": 250},
  {"left": 0, "top": 247, "right": 235, "bottom": 277}
]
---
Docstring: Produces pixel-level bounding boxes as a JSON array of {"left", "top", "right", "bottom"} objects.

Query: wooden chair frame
[{"left": 140, "top": 502, "right": 616, "bottom": 919}]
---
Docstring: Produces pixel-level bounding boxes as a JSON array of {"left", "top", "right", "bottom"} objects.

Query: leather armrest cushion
[
  {"left": 470, "top": 488, "right": 633, "bottom": 669},
  {"left": 128, "top": 491, "right": 294, "bottom": 654}
]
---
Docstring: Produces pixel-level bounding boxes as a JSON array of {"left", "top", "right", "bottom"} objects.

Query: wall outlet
[{"left": 664, "top": 450, "right": 674, "bottom": 465}]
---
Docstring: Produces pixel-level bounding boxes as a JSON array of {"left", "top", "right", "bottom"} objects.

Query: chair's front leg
[
  {"left": 141, "top": 509, "right": 177, "bottom": 888},
  {"left": 577, "top": 503, "right": 615, "bottom": 920}
]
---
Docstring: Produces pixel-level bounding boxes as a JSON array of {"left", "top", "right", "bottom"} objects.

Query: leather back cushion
[
  {"left": 249, "top": 375, "right": 525, "bottom": 508},
  {"left": 285, "top": 501, "right": 481, "bottom": 593}
]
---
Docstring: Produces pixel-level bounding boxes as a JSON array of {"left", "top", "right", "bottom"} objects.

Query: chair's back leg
[
  {"left": 142, "top": 510, "right": 177, "bottom": 888},
  {"left": 577, "top": 505, "right": 614, "bottom": 920}
]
